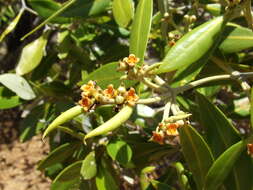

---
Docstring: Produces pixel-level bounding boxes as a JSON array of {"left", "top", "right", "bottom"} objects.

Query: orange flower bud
[
  {"left": 151, "top": 131, "right": 164, "bottom": 145},
  {"left": 247, "top": 143, "right": 253, "bottom": 157},
  {"left": 103, "top": 84, "right": 116, "bottom": 98}
]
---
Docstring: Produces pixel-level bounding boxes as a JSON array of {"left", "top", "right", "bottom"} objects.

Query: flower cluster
[
  {"left": 118, "top": 54, "right": 140, "bottom": 71},
  {"left": 79, "top": 81, "right": 139, "bottom": 111},
  {"left": 151, "top": 114, "right": 190, "bottom": 145}
]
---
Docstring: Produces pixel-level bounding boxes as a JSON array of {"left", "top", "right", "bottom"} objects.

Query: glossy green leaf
[
  {"left": 205, "top": 4, "right": 222, "bottom": 16},
  {"left": 112, "top": 0, "right": 134, "bottom": 28},
  {"left": 82, "top": 62, "right": 135, "bottom": 89},
  {"left": 0, "top": 96, "right": 20, "bottom": 109},
  {"left": 16, "top": 31, "right": 49, "bottom": 75},
  {"left": 129, "top": 0, "right": 153, "bottom": 62},
  {"left": 196, "top": 93, "right": 252, "bottom": 190},
  {"left": 196, "top": 93, "right": 240, "bottom": 157},
  {"left": 38, "top": 142, "right": 79, "bottom": 170},
  {"left": 51, "top": 161, "right": 82, "bottom": 190},
  {"left": 61, "top": 0, "right": 111, "bottom": 17},
  {"left": 0, "top": 74, "right": 36, "bottom": 100},
  {"left": 179, "top": 125, "right": 214, "bottom": 190},
  {"left": 157, "top": 16, "right": 224, "bottom": 74},
  {"left": 0, "top": 9, "right": 24, "bottom": 42},
  {"left": 81, "top": 151, "right": 97, "bottom": 180},
  {"left": 96, "top": 160, "right": 118, "bottom": 190},
  {"left": 28, "top": 0, "right": 69, "bottom": 23},
  {"left": 106, "top": 139, "right": 132, "bottom": 166},
  {"left": 204, "top": 141, "right": 246, "bottom": 190},
  {"left": 22, "top": 0, "right": 76, "bottom": 40},
  {"left": 0, "top": 87, "right": 21, "bottom": 109},
  {"left": 219, "top": 23, "right": 253, "bottom": 53}
]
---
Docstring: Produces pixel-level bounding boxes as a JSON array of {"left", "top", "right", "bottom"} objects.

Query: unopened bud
[{"left": 115, "top": 95, "right": 125, "bottom": 104}]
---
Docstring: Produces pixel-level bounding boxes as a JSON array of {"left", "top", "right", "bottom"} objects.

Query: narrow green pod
[
  {"left": 42, "top": 105, "right": 84, "bottom": 139},
  {"left": 156, "top": 16, "right": 224, "bottom": 74},
  {"left": 84, "top": 105, "right": 133, "bottom": 139},
  {"left": 0, "top": 9, "right": 24, "bottom": 42}
]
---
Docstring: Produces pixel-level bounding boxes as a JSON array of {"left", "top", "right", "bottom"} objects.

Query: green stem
[{"left": 58, "top": 126, "right": 85, "bottom": 140}]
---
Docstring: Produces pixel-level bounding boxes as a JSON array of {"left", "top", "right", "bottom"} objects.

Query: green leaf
[
  {"left": 81, "top": 151, "right": 97, "bottom": 180},
  {"left": 196, "top": 93, "right": 240, "bottom": 157},
  {"left": 157, "top": 16, "right": 224, "bottom": 74},
  {"left": 179, "top": 125, "right": 214, "bottom": 190},
  {"left": 19, "top": 105, "right": 45, "bottom": 142},
  {"left": 196, "top": 93, "right": 251, "bottom": 190},
  {"left": 204, "top": 141, "right": 246, "bottom": 190},
  {"left": 0, "top": 87, "right": 21, "bottom": 109},
  {"left": 28, "top": 0, "right": 69, "bottom": 23},
  {"left": 51, "top": 161, "right": 82, "bottom": 190},
  {"left": 82, "top": 62, "right": 136, "bottom": 89},
  {"left": 0, "top": 96, "right": 20, "bottom": 109},
  {"left": 96, "top": 160, "right": 118, "bottom": 190},
  {"left": 0, "top": 74, "right": 36, "bottom": 100},
  {"left": 61, "top": 0, "right": 111, "bottom": 17},
  {"left": 16, "top": 31, "right": 49, "bottom": 75},
  {"left": 106, "top": 139, "right": 132, "bottom": 166},
  {"left": 38, "top": 142, "right": 79, "bottom": 170},
  {"left": 129, "top": 0, "right": 153, "bottom": 62},
  {"left": 0, "top": 9, "right": 24, "bottom": 42},
  {"left": 219, "top": 23, "right": 253, "bottom": 53},
  {"left": 205, "top": 4, "right": 222, "bottom": 16},
  {"left": 22, "top": 0, "right": 77, "bottom": 40},
  {"left": 112, "top": 0, "right": 134, "bottom": 28}
]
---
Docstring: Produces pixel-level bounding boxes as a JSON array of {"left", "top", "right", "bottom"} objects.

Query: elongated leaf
[
  {"left": 28, "top": 0, "right": 69, "bottom": 23},
  {"left": 204, "top": 141, "right": 246, "bottom": 190},
  {"left": 81, "top": 151, "right": 97, "bottom": 180},
  {"left": 51, "top": 161, "right": 82, "bottom": 190},
  {"left": 16, "top": 31, "right": 49, "bottom": 75},
  {"left": 106, "top": 139, "right": 132, "bottom": 166},
  {"left": 179, "top": 125, "right": 214, "bottom": 190},
  {"left": 0, "top": 74, "right": 35, "bottom": 100},
  {"left": 205, "top": 4, "right": 222, "bottom": 16},
  {"left": 157, "top": 16, "right": 224, "bottom": 74},
  {"left": 22, "top": 0, "right": 77, "bottom": 40},
  {"left": 0, "top": 9, "right": 24, "bottom": 42},
  {"left": 196, "top": 93, "right": 252, "bottom": 190},
  {"left": 38, "top": 142, "right": 79, "bottom": 170},
  {"left": 112, "top": 0, "right": 134, "bottom": 28},
  {"left": 219, "top": 23, "right": 253, "bottom": 53},
  {"left": 0, "top": 87, "right": 21, "bottom": 109},
  {"left": 129, "top": 0, "right": 153, "bottom": 62},
  {"left": 62, "top": 0, "right": 110, "bottom": 17},
  {"left": 82, "top": 62, "right": 135, "bottom": 88},
  {"left": 96, "top": 160, "right": 118, "bottom": 190},
  {"left": 196, "top": 93, "right": 240, "bottom": 157}
]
